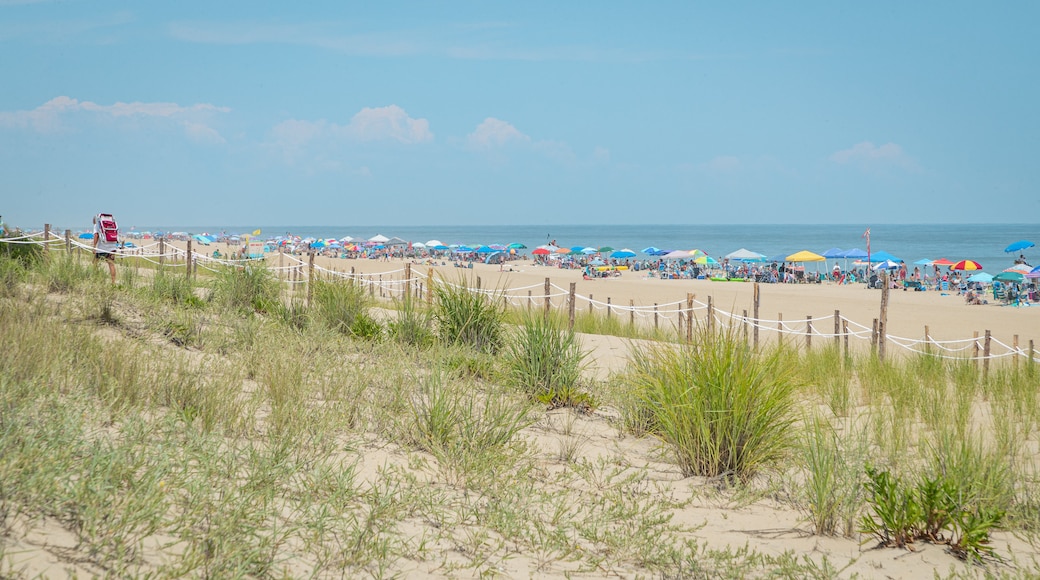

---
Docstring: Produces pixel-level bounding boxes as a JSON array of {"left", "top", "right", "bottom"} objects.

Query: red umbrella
[
  {"left": 931, "top": 258, "right": 955, "bottom": 266},
  {"left": 532, "top": 246, "right": 551, "bottom": 256},
  {"left": 950, "top": 260, "right": 983, "bottom": 271}
]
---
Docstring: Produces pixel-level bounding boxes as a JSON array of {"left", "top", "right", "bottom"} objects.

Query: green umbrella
[
  {"left": 597, "top": 246, "right": 614, "bottom": 252},
  {"left": 994, "top": 271, "right": 1024, "bottom": 283}
]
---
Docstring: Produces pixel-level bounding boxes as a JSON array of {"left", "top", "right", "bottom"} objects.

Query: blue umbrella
[
  {"left": 455, "top": 245, "right": 474, "bottom": 253},
  {"left": 913, "top": 258, "right": 934, "bottom": 266},
  {"left": 1005, "top": 240, "right": 1035, "bottom": 253},
  {"left": 611, "top": 249, "right": 637, "bottom": 259},
  {"left": 475, "top": 245, "right": 496, "bottom": 253},
  {"left": 78, "top": 232, "right": 94, "bottom": 239},
  {"left": 967, "top": 272, "right": 993, "bottom": 283},
  {"left": 868, "top": 250, "right": 902, "bottom": 263},
  {"left": 642, "top": 246, "right": 662, "bottom": 255}
]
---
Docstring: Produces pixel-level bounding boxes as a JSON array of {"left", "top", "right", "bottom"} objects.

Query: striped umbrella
[{"left": 950, "top": 260, "right": 983, "bottom": 271}]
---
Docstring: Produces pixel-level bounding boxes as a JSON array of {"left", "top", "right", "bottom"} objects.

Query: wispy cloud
[
  {"left": 168, "top": 20, "right": 710, "bottom": 63},
  {"left": 0, "top": 11, "right": 134, "bottom": 42},
  {"left": 0, "top": 96, "right": 230, "bottom": 142},
  {"left": 830, "top": 141, "right": 916, "bottom": 170}
]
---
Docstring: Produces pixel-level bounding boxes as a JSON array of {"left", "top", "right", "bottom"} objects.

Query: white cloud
[
  {"left": 0, "top": 96, "right": 229, "bottom": 141},
  {"left": 830, "top": 141, "right": 915, "bottom": 170},
  {"left": 466, "top": 117, "right": 529, "bottom": 149},
  {"left": 345, "top": 105, "right": 432, "bottom": 144},
  {"left": 703, "top": 155, "right": 740, "bottom": 172}
]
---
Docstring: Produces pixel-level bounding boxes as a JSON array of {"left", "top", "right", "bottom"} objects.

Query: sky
[{"left": 1, "top": 1, "right": 1039, "bottom": 229}]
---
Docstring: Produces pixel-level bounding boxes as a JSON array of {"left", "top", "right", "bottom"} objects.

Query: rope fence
[{"left": 3, "top": 230, "right": 1036, "bottom": 364}]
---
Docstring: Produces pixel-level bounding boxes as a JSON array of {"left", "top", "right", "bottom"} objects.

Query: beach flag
[
  {"left": 252, "top": 229, "right": 261, "bottom": 236},
  {"left": 863, "top": 228, "right": 871, "bottom": 263}
]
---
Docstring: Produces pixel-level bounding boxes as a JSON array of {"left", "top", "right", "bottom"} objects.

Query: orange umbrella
[
  {"left": 931, "top": 258, "right": 955, "bottom": 266},
  {"left": 950, "top": 260, "right": 983, "bottom": 271}
]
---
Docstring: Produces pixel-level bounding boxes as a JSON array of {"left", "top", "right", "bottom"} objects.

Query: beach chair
[{"left": 993, "top": 285, "right": 1007, "bottom": 304}]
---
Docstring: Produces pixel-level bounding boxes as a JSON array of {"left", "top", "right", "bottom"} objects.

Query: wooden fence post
[
  {"left": 878, "top": 272, "right": 890, "bottom": 361},
  {"left": 568, "top": 283, "right": 576, "bottom": 330},
  {"left": 753, "top": 283, "right": 760, "bottom": 350},
  {"left": 871, "top": 318, "right": 878, "bottom": 351},
  {"left": 806, "top": 315, "right": 812, "bottom": 350},
  {"left": 159, "top": 237, "right": 165, "bottom": 268},
  {"left": 307, "top": 252, "right": 315, "bottom": 308},
  {"left": 706, "top": 296, "right": 714, "bottom": 333},
  {"left": 833, "top": 310, "right": 840, "bottom": 349},
  {"left": 588, "top": 294, "right": 593, "bottom": 315},
  {"left": 629, "top": 299, "right": 635, "bottom": 327},
  {"left": 924, "top": 325, "right": 930, "bottom": 354},
  {"left": 43, "top": 224, "right": 50, "bottom": 254},
  {"left": 743, "top": 309, "right": 749, "bottom": 344},
  {"left": 654, "top": 303, "right": 659, "bottom": 331},
  {"left": 427, "top": 268, "right": 434, "bottom": 304},
  {"left": 686, "top": 293, "right": 694, "bottom": 342},
  {"left": 984, "top": 330, "right": 992, "bottom": 377},
  {"left": 607, "top": 297, "right": 612, "bottom": 320},
  {"left": 64, "top": 229, "right": 71, "bottom": 253},
  {"left": 404, "top": 262, "right": 411, "bottom": 300},
  {"left": 186, "top": 239, "right": 193, "bottom": 280},
  {"left": 973, "top": 331, "right": 980, "bottom": 368},
  {"left": 842, "top": 319, "right": 849, "bottom": 359},
  {"left": 543, "top": 277, "right": 550, "bottom": 321}
]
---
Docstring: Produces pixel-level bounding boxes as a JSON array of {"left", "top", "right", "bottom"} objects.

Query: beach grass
[{"left": 1, "top": 248, "right": 1039, "bottom": 576}]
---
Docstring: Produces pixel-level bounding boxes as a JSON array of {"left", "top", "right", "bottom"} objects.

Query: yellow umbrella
[{"left": 785, "top": 250, "right": 826, "bottom": 262}]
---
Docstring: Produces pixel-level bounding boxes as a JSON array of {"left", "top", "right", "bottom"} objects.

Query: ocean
[{"left": 140, "top": 224, "right": 1038, "bottom": 273}]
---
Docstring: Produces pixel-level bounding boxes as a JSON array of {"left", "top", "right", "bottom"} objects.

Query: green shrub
[
  {"left": 43, "top": 253, "right": 94, "bottom": 293},
  {"left": 387, "top": 296, "right": 434, "bottom": 348},
  {"left": 312, "top": 279, "right": 382, "bottom": 339},
  {"left": 798, "top": 416, "right": 867, "bottom": 537},
  {"left": 433, "top": 277, "right": 504, "bottom": 354},
  {"left": 504, "top": 312, "right": 591, "bottom": 410},
  {"left": 151, "top": 270, "right": 202, "bottom": 307},
  {"left": 628, "top": 327, "right": 798, "bottom": 482},
  {"left": 211, "top": 263, "right": 280, "bottom": 313}
]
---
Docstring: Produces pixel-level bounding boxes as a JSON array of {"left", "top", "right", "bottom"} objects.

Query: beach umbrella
[
  {"left": 432, "top": 244, "right": 449, "bottom": 251},
  {"left": 872, "top": 260, "right": 900, "bottom": 271},
  {"left": 1027, "top": 265, "right": 1040, "bottom": 279},
  {"left": 78, "top": 232, "right": 93, "bottom": 239},
  {"left": 913, "top": 258, "right": 934, "bottom": 266},
  {"left": 1005, "top": 264, "right": 1032, "bottom": 273},
  {"left": 589, "top": 258, "right": 606, "bottom": 266},
  {"left": 425, "top": 239, "right": 444, "bottom": 247},
  {"left": 611, "top": 248, "right": 637, "bottom": 259},
  {"left": 597, "top": 246, "right": 614, "bottom": 253},
  {"left": 694, "top": 255, "right": 718, "bottom": 265},
  {"left": 508, "top": 242, "right": 526, "bottom": 249},
  {"left": 455, "top": 245, "right": 475, "bottom": 253},
  {"left": 412, "top": 242, "right": 426, "bottom": 249},
  {"left": 475, "top": 245, "right": 495, "bottom": 254},
  {"left": 821, "top": 247, "right": 845, "bottom": 259},
  {"left": 532, "top": 246, "right": 552, "bottom": 256},
  {"left": 580, "top": 247, "right": 598, "bottom": 254},
  {"left": 994, "top": 271, "right": 1024, "bottom": 283},
  {"left": 1005, "top": 240, "right": 1035, "bottom": 253},
  {"left": 569, "top": 245, "right": 585, "bottom": 253},
  {"left": 785, "top": 250, "right": 826, "bottom": 262},
  {"left": 642, "top": 246, "right": 661, "bottom": 255},
  {"left": 950, "top": 260, "right": 982, "bottom": 271},
  {"left": 967, "top": 272, "right": 993, "bottom": 283},
  {"left": 931, "top": 258, "right": 955, "bottom": 266},
  {"left": 555, "top": 246, "right": 572, "bottom": 255}
]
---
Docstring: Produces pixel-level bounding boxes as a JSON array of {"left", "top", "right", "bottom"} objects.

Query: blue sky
[{"left": 2, "top": 1, "right": 1038, "bottom": 228}]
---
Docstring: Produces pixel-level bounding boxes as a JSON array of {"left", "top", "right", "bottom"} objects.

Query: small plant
[
  {"left": 950, "top": 505, "right": 1004, "bottom": 562},
  {"left": 503, "top": 312, "right": 592, "bottom": 410},
  {"left": 799, "top": 416, "right": 866, "bottom": 537},
  {"left": 312, "top": 279, "right": 382, "bottom": 339},
  {"left": 387, "top": 296, "right": 434, "bottom": 348},
  {"left": 212, "top": 263, "right": 280, "bottom": 313},
  {"left": 860, "top": 466, "right": 920, "bottom": 549},
  {"left": 151, "top": 269, "right": 203, "bottom": 307},
  {"left": 628, "top": 325, "right": 798, "bottom": 482},
  {"left": 433, "top": 276, "right": 504, "bottom": 354}
]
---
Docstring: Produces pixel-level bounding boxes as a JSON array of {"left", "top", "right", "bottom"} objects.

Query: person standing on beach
[{"left": 92, "top": 214, "right": 117, "bottom": 283}]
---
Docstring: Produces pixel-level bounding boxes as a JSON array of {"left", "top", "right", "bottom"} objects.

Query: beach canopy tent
[
  {"left": 368, "top": 234, "right": 390, "bottom": 243},
  {"left": 725, "top": 248, "right": 766, "bottom": 261},
  {"left": 385, "top": 237, "right": 408, "bottom": 246},
  {"left": 839, "top": 248, "right": 868, "bottom": 259},
  {"left": 821, "top": 247, "right": 845, "bottom": 259},
  {"left": 1005, "top": 240, "right": 1035, "bottom": 253},
  {"left": 785, "top": 250, "right": 826, "bottom": 262},
  {"left": 968, "top": 272, "right": 994, "bottom": 283},
  {"left": 867, "top": 250, "right": 902, "bottom": 263}
]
